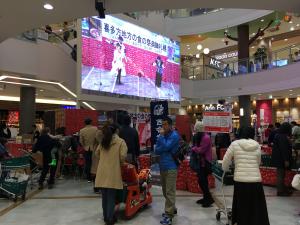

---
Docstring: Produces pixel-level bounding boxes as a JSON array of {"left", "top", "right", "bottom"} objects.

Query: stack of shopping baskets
[{"left": 0, "top": 155, "right": 30, "bottom": 202}]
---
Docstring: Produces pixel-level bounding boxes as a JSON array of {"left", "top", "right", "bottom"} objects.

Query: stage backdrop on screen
[{"left": 81, "top": 16, "right": 180, "bottom": 101}]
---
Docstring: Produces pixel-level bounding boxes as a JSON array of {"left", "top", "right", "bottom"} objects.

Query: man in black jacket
[
  {"left": 33, "top": 128, "right": 60, "bottom": 189},
  {"left": 119, "top": 115, "right": 140, "bottom": 165},
  {"left": 268, "top": 122, "right": 281, "bottom": 146},
  {"left": 272, "top": 122, "right": 293, "bottom": 196}
]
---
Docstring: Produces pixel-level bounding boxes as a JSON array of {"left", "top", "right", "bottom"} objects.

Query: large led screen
[{"left": 81, "top": 16, "right": 180, "bottom": 101}]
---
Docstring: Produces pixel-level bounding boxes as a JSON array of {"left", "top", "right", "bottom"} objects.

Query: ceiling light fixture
[
  {"left": 43, "top": 3, "right": 54, "bottom": 10},
  {"left": 290, "top": 27, "right": 295, "bottom": 31},
  {"left": 260, "top": 19, "right": 264, "bottom": 22},
  {"left": 284, "top": 38, "right": 288, "bottom": 41},
  {"left": 186, "top": 44, "right": 190, "bottom": 47},
  {"left": 0, "top": 75, "right": 77, "bottom": 97},
  {"left": 289, "top": 89, "right": 293, "bottom": 92},
  {"left": 297, "top": 24, "right": 300, "bottom": 27},
  {"left": 0, "top": 81, "right": 31, "bottom": 86},
  {"left": 197, "top": 44, "right": 203, "bottom": 50},
  {"left": 289, "top": 21, "right": 293, "bottom": 24},
  {"left": 251, "top": 46, "right": 255, "bottom": 49},
  {"left": 196, "top": 53, "right": 200, "bottom": 58},
  {"left": 0, "top": 95, "right": 76, "bottom": 105},
  {"left": 203, "top": 48, "right": 210, "bottom": 55},
  {"left": 82, "top": 101, "right": 96, "bottom": 110}
]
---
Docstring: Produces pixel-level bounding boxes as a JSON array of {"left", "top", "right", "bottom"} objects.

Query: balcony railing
[{"left": 182, "top": 43, "right": 300, "bottom": 80}]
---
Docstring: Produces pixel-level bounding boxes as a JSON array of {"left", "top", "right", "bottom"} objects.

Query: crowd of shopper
[{"left": 1, "top": 116, "right": 300, "bottom": 225}]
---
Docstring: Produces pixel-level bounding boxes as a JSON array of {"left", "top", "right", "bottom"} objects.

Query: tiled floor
[{"left": 0, "top": 179, "right": 299, "bottom": 225}]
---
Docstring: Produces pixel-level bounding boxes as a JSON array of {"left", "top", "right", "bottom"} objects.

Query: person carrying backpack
[{"left": 192, "top": 121, "right": 214, "bottom": 208}]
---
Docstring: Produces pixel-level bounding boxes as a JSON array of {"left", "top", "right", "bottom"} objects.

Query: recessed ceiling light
[
  {"left": 290, "top": 27, "right": 295, "bottom": 31},
  {"left": 196, "top": 53, "right": 200, "bottom": 58},
  {"left": 289, "top": 21, "right": 293, "bottom": 24},
  {"left": 284, "top": 38, "right": 288, "bottom": 41},
  {"left": 260, "top": 19, "right": 264, "bottom": 22},
  {"left": 292, "top": 44, "right": 296, "bottom": 47},
  {"left": 289, "top": 89, "right": 293, "bottom": 92},
  {"left": 290, "top": 93, "right": 293, "bottom": 96},
  {"left": 297, "top": 24, "right": 300, "bottom": 27},
  {"left": 40, "top": 89, "right": 44, "bottom": 92},
  {"left": 186, "top": 44, "right": 190, "bottom": 47},
  {"left": 258, "top": 94, "right": 262, "bottom": 96},
  {"left": 251, "top": 46, "right": 255, "bottom": 49},
  {"left": 43, "top": 3, "right": 54, "bottom": 10},
  {"left": 197, "top": 44, "right": 203, "bottom": 50},
  {"left": 203, "top": 48, "right": 210, "bottom": 55}
]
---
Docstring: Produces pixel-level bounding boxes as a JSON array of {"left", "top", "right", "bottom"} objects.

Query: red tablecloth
[
  {"left": 7, "top": 143, "right": 32, "bottom": 157},
  {"left": 260, "top": 167, "right": 296, "bottom": 186}
]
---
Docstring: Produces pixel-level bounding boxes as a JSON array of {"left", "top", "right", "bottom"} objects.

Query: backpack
[
  {"left": 189, "top": 151, "right": 201, "bottom": 172},
  {"left": 172, "top": 141, "right": 189, "bottom": 166}
]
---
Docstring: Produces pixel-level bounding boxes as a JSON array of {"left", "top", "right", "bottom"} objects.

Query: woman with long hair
[
  {"left": 192, "top": 121, "right": 214, "bottom": 208},
  {"left": 222, "top": 126, "right": 270, "bottom": 225},
  {"left": 95, "top": 124, "right": 127, "bottom": 225}
]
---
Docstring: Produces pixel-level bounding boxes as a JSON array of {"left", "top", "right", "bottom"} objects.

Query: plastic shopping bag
[{"left": 292, "top": 174, "right": 300, "bottom": 191}]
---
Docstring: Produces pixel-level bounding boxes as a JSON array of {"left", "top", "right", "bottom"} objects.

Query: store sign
[
  {"left": 214, "top": 51, "right": 238, "bottom": 60},
  {"left": 150, "top": 101, "right": 168, "bottom": 147},
  {"left": 203, "top": 103, "right": 232, "bottom": 133},
  {"left": 203, "top": 104, "right": 232, "bottom": 112},
  {"left": 209, "top": 58, "right": 222, "bottom": 69}
]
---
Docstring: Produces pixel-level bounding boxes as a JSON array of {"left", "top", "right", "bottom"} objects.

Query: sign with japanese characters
[{"left": 150, "top": 101, "right": 169, "bottom": 147}]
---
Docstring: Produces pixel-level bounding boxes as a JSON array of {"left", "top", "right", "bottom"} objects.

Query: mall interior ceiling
[{"left": 1, "top": 0, "right": 300, "bottom": 42}]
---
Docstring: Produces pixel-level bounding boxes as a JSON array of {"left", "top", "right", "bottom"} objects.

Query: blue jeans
[{"left": 101, "top": 188, "right": 117, "bottom": 223}]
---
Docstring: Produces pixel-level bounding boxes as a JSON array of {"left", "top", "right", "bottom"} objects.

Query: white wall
[
  {"left": 0, "top": 38, "right": 76, "bottom": 90},
  {"left": 182, "top": 62, "right": 300, "bottom": 99},
  {"left": 115, "top": 9, "right": 272, "bottom": 39}
]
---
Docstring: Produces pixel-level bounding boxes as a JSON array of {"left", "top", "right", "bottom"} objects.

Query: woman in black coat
[{"left": 272, "top": 122, "right": 293, "bottom": 196}]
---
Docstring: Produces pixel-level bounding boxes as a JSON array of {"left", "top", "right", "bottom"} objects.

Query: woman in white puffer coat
[{"left": 222, "top": 126, "right": 270, "bottom": 225}]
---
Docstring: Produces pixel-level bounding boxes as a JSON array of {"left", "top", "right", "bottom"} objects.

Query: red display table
[
  {"left": 260, "top": 167, "right": 296, "bottom": 187},
  {"left": 7, "top": 143, "right": 32, "bottom": 157}
]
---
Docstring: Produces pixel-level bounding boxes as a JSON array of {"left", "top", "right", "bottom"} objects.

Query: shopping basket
[{"left": 0, "top": 155, "right": 30, "bottom": 201}]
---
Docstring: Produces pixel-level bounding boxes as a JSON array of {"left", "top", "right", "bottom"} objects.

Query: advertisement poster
[
  {"left": 128, "top": 113, "right": 151, "bottom": 146},
  {"left": 203, "top": 111, "right": 232, "bottom": 133},
  {"left": 150, "top": 101, "right": 169, "bottom": 148},
  {"left": 81, "top": 16, "right": 180, "bottom": 101}
]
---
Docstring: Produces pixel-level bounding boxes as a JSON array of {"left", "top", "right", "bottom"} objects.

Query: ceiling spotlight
[
  {"left": 284, "top": 38, "right": 288, "bottom": 41},
  {"left": 290, "top": 27, "right": 295, "bottom": 31},
  {"left": 43, "top": 3, "right": 54, "bottom": 10},
  {"left": 258, "top": 93, "right": 262, "bottom": 96},
  {"left": 203, "top": 48, "right": 210, "bottom": 55},
  {"left": 289, "top": 21, "right": 293, "bottom": 24},
  {"left": 197, "top": 44, "right": 203, "bottom": 50},
  {"left": 95, "top": 0, "right": 106, "bottom": 19},
  {"left": 40, "top": 89, "right": 44, "bottom": 92},
  {"left": 186, "top": 44, "right": 190, "bottom": 47},
  {"left": 297, "top": 24, "right": 300, "bottom": 27},
  {"left": 289, "top": 89, "right": 293, "bottom": 92},
  {"left": 187, "top": 47, "right": 191, "bottom": 50},
  {"left": 290, "top": 93, "right": 293, "bottom": 96},
  {"left": 196, "top": 53, "right": 200, "bottom": 58},
  {"left": 251, "top": 46, "right": 255, "bottom": 49},
  {"left": 260, "top": 19, "right": 264, "bottom": 22}
]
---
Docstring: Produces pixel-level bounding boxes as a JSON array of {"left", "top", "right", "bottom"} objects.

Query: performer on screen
[
  {"left": 112, "top": 43, "right": 127, "bottom": 85},
  {"left": 109, "top": 36, "right": 127, "bottom": 77},
  {"left": 152, "top": 56, "right": 164, "bottom": 87}
]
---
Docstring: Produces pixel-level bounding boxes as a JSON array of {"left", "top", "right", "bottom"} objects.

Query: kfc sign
[{"left": 209, "top": 58, "right": 222, "bottom": 69}]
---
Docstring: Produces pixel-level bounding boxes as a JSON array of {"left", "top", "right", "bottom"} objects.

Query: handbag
[
  {"left": 292, "top": 174, "right": 300, "bottom": 191},
  {"left": 189, "top": 151, "right": 201, "bottom": 172}
]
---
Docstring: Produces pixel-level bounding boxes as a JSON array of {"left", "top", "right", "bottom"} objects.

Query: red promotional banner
[{"left": 203, "top": 111, "right": 232, "bottom": 133}]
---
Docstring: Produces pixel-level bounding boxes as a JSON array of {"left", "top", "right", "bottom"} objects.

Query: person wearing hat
[
  {"left": 192, "top": 121, "right": 214, "bottom": 207},
  {"left": 79, "top": 118, "right": 98, "bottom": 182}
]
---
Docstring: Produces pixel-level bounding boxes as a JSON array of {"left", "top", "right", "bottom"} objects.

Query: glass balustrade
[{"left": 182, "top": 43, "right": 300, "bottom": 80}]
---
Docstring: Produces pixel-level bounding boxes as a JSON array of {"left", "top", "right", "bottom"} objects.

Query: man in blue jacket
[{"left": 155, "top": 116, "right": 179, "bottom": 225}]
